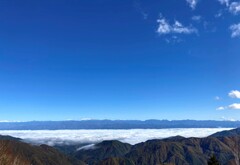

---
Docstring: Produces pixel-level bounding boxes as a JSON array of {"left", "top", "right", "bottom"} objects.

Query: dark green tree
[{"left": 208, "top": 154, "right": 220, "bottom": 165}]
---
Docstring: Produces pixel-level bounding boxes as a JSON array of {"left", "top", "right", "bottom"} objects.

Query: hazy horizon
[{"left": 0, "top": 118, "right": 239, "bottom": 122}]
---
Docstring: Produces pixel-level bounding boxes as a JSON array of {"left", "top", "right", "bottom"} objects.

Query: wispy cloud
[
  {"left": 186, "top": 0, "right": 198, "bottom": 10},
  {"left": 192, "top": 15, "right": 202, "bottom": 22},
  {"left": 229, "top": 2, "right": 240, "bottom": 15},
  {"left": 165, "top": 36, "right": 183, "bottom": 43},
  {"left": 134, "top": 0, "right": 148, "bottom": 20},
  {"left": 218, "top": 0, "right": 240, "bottom": 15},
  {"left": 0, "top": 128, "right": 232, "bottom": 146},
  {"left": 216, "top": 106, "right": 225, "bottom": 110},
  {"left": 228, "top": 103, "right": 240, "bottom": 110},
  {"left": 215, "top": 96, "right": 221, "bottom": 100},
  {"left": 218, "top": 0, "right": 230, "bottom": 7},
  {"left": 0, "top": 120, "right": 22, "bottom": 123},
  {"left": 157, "top": 16, "right": 197, "bottom": 35},
  {"left": 230, "top": 23, "right": 240, "bottom": 38},
  {"left": 173, "top": 21, "right": 197, "bottom": 34},
  {"left": 77, "top": 144, "right": 97, "bottom": 151},
  {"left": 215, "top": 2, "right": 240, "bottom": 37},
  {"left": 221, "top": 116, "right": 236, "bottom": 121},
  {"left": 228, "top": 90, "right": 240, "bottom": 98},
  {"left": 215, "top": 10, "right": 223, "bottom": 18},
  {"left": 157, "top": 18, "right": 171, "bottom": 34}
]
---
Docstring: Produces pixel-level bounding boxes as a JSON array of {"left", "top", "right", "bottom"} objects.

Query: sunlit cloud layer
[{"left": 0, "top": 128, "right": 232, "bottom": 146}]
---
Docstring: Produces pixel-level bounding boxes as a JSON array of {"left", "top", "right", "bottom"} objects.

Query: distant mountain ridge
[{"left": 0, "top": 120, "right": 239, "bottom": 130}]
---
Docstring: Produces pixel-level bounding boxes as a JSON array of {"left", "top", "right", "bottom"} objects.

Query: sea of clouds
[{"left": 0, "top": 128, "right": 233, "bottom": 146}]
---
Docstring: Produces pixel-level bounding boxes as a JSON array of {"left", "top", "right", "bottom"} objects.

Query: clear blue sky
[{"left": 0, "top": 0, "right": 240, "bottom": 121}]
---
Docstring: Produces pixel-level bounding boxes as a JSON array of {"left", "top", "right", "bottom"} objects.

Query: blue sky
[{"left": 0, "top": 0, "right": 240, "bottom": 121}]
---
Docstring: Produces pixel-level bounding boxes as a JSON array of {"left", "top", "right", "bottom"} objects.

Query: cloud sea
[{"left": 0, "top": 128, "right": 233, "bottom": 146}]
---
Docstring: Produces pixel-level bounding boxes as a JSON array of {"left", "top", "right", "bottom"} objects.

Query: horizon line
[{"left": 0, "top": 119, "right": 239, "bottom": 123}]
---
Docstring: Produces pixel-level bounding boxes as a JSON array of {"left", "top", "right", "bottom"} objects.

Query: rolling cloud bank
[{"left": 0, "top": 128, "right": 232, "bottom": 146}]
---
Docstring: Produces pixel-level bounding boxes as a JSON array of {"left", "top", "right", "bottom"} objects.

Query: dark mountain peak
[
  {"left": 99, "top": 140, "right": 125, "bottom": 145},
  {"left": 0, "top": 135, "right": 21, "bottom": 141},
  {"left": 210, "top": 127, "right": 240, "bottom": 137},
  {"left": 0, "top": 139, "right": 85, "bottom": 165},
  {"left": 98, "top": 157, "right": 133, "bottom": 165},
  {"left": 138, "top": 135, "right": 186, "bottom": 145},
  {"left": 163, "top": 135, "right": 186, "bottom": 142},
  {"left": 75, "top": 140, "right": 132, "bottom": 164}
]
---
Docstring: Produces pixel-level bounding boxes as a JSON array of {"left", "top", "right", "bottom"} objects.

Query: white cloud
[
  {"left": 218, "top": 0, "right": 240, "bottom": 16},
  {"left": 77, "top": 144, "right": 96, "bottom": 151},
  {"left": 228, "top": 103, "right": 240, "bottom": 109},
  {"left": 228, "top": 90, "right": 240, "bottom": 98},
  {"left": 0, "top": 120, "right": 22, "bottom": 123},
  {"left": 0, "top": 128, "right": 232, "bottom": 146},
  {"left": 157, "top": 18, "right": 171, "bottom": 34},
  {"left": 0, "top": 120, "right": 12, "bottom": 122},
  {"left": 80, "top": 118, "right": 94, "bottom": 121},
  {"left": 218, "top": 0, "right": 230, "bottom": 7},
  {"left": 229, "top": 2, "right": 240, "bottom": 14},
  {"left": 230, "top": 23, "right": 240, "bottom": 37},
  {"left": 173, "top": 21, "right": 197, "bottom": 34},
  {"left": 216, "top": 106, "right": 225, "bottom": 110},
  {"left": 157, "top": 17, "right": 197, "bottom": 35},
  {"left": 221, "top": 116, "right": 236, "bottom": 121},
  {"left": 186, "top": 0, "right": 198, "bottom": 10}
]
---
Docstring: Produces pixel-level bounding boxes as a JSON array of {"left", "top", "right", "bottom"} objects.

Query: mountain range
[
  {"left": 1, "top": 128, "right": 240, "bottom": 164},
  {"left": 0, "top": 120, "right": 240, "bottom": 130}
]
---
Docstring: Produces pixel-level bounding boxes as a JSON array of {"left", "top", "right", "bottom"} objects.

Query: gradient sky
[{"left": 0, "top": 0, "right": 240, "bottom": 121}]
